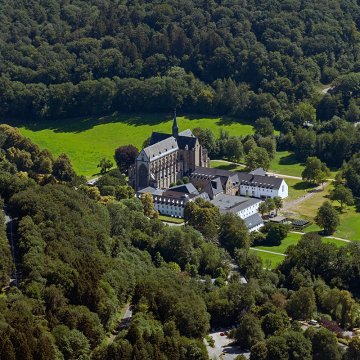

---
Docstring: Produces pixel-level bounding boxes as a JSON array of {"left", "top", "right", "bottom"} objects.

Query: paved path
[
  {"left": 250, "top": 248, "right": 287, "bottom": 256},
  {"left": 290, "top": 231, "right": 351, "bottom": 243},
  {"left": 266, "top": 172, "right": 302, "bottom": 180},
  {"left": 283, "top": 182, "right": 329, "bottom": 210}
]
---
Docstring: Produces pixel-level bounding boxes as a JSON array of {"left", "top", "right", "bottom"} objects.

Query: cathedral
[{"left": 130, "top": 114, "right": 210, "bottom": 190}]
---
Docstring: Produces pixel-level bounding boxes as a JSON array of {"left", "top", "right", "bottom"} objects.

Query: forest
[
  {"left": 1, "top": 0, "right": 360, "bottom": 359},
  {"left": 1, "top": 0, "right": 360, "bottom": 123},
  {"left": 1, "top": 126, "right": 360, "bottom": 359}
]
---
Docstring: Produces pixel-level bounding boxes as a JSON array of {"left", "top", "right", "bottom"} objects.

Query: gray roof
[
  {"left": 169, "top": 183, "right": 199, "bottom": 195},
  {"left": 150, "top": 132, "right": 171, "bottom": 145},
  {"left": 244, "top": 213, "right": 264, "bottom": 230},
  {"left": 210, "top": 194, "right": 261, "bottom": 214},
  {"left": 202, "top": 178, "right": 223, "bottom": 199},
  {"left": 177, "top": 135, "right": 197, "bottom": 150},
  {"left": 143, "top": 137, "right": 178, "bottom": 161},
  {"left": 137, "top": 186, "right": 157, "bottom": 194},
  {"left": 238, "top": 173, "right": 283, "bottom": 190},
  {"left": 191, "top": 167, "right": 240, "bottom": 188},
  {"left": 250, "top": 168, "right": 267, "bottom": 176},
  {"left": 179, "top": 129, "right": 194, "bottom": 137},
  {"left": 192, "top": 166, "right": 284, "bottom": 190},
  {"left": 149, "top": 130, "right": 197, "bottom": 151}
]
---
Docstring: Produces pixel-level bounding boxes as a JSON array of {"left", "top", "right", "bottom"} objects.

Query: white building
[
  {"left": 239, "top": 176, "right": 288, "bottom": 199},
  {"left": 190, "top": 167, "right": 288, "bottom": 200},
  {"left": 210, "top": 194, "right": 264, "bottom": 232},
  {"left": 136, "top": 184, "right": 209, "bottom": 218}
]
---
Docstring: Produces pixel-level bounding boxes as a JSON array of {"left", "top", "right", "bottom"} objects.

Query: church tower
[{"left": 172, "top": 109, "right": 179, "bottom": 138}]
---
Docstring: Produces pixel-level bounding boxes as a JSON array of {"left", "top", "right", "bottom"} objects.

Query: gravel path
[
  {"left": 283, "top": 182, "right": 329, "bottom": 210},
  {"left": 250, "top": 248, "right": 287, "bottom": 256}
]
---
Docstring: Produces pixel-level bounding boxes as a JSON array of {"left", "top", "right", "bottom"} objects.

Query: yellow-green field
[{"left": 6, "top": 113, "right": 254, "bottom": 177}]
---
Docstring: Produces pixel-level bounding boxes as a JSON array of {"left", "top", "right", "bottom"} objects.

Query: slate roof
[
  {"left": 202, "top": 178, "right": 223, "bottom": 199},
  {"left": 191, "top": 167, "right": 240, "bottom": 187},
  {"left": 238, "top": 173, "right": 283, "bottom": 190},
  {"left": 169, "top": 183, "right": 199, "bottom": 195},
  {"left": 250, "top": 168, "right": 267, "bottom": 176},
  {"left": 177, "top": 135, "right": 197, "bottom": 150},
  {"left": 210, "top": 194, "right": 261, "bottom": 214},
  {"left": 143, "top": 137, "right": 178, "bottom": 161},
  {"left": 244, "top": 213, "right": 264, "bottom": 230},
  {"left": 149, "top": 131, "right": 197, "bottom": 150},
  {"left": 150, "top": 132, "right": 171, "bottom": 145},
  {"left": 137, "top": 186, "right": 157, "bottom": 194},
  {"left": 179, "top": 129, "right": 194, "bottom": 137},
  {"left": 192, "top": 166, "right": 284, "bottom": 190}
]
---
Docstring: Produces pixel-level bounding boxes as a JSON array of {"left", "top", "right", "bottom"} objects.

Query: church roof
[
  {"left": 179, "top": 129, "right": 194, "bottom": 137},
  {"left": 149, "top": 131, "right": 197, "bottom": 150},
  {"left": 177, "top": 135, "right": 197, "bottom": 150},
  {"left": 143, "top": 136, "right": 178, "bottom": 161},
  {"left": 150, "top": 132, "right": 171, "bottom": 145}
]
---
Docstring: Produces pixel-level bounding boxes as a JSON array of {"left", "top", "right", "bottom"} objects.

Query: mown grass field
[
  {"left": 285, "top": 178, "right": 317, "bottom": 202},
  {"left": 288, "top": 182, "right": 360, "bottom": 242},
  {"left": 251, "top": 231, "right": 348, "bottom": 268},
  {"left": 250, "top": 249, "right": 285, "bottom": 269},
  {"left": 7, "top": 113, "right": 254, "bottom": 177},
  {"left": 269, "top": 151, "right": 304, "bottom": 177},
  {"left": 255, "top": 232, "right": 302, "bottom": 254}
]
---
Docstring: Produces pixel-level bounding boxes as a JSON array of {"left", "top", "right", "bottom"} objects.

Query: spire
[{"left": 172, "top": 108, "right": 179, "bottom": 137}]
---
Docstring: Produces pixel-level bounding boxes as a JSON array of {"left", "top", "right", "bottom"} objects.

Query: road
[
  {"left": 283, "top": 182, "right": 329, "bottom": 211},
  {"left": 107, "top": 303, "right": 133, "bottom": 342}
]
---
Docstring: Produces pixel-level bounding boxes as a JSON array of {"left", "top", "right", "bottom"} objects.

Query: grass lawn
[
  {"left": 323, "top": 238, "right": 347, "bottom": 247},
  {"left": 289, "top": 181, "right": 360, "bottom": 241},
  {"left": 250, "top": 249, "right": 285, "bottom": 269},
  {"left": 254, "top": 232, "right": 302, "bottom": 254},
  {"left": 333, "top": 205, "right": 360, "bottom": 241},
  {"left": 210, "top": 160, "right": 245, "bottom": 172},
  {"left": 158, "top": 215, "right": 185, "bottom": 224},
  {"left": 291, "top": 184, "right": 332, "bottom": 219},
  {"left": 7, "top": 113, "right": 254, "bottom": 177},
  {"left": 285, "top": 178, "right": 317, "bottom": 202},
  {"left": 269, "top": 151, "right": 305, "bottom": 177}
]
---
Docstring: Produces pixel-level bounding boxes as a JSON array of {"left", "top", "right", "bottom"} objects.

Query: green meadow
[
  {"left": 250, "top": 249, "right": 285, "bottom": 269},
  {"left": 6, "top": 113, "right": 254, "bottom": 177},
  {"left": 251, "top": 232, "right": 348, "bottom": 269}
]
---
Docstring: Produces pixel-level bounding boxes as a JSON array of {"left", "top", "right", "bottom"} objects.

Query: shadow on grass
[
  {"left": 6, "top": 112, "right": 254, "bottom": 134},
  {"left": 214, "top": 163, "right": 240, "bottom": 171},
  {"left": 292, "top": 181, "right": 316, "bottom": 191},
  {"left": 6, "top": 112, "right": 171, "bottom": 134},
  {"left": 279, "top": 153, "right": 303, "bottom": 166},
  {"left": 355, "top": 200, "right": 360, "bottom": 213}
]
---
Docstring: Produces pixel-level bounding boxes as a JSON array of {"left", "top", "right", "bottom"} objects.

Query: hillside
[{"left": 1, "top": 0, "right": 360, "bottom": 122}]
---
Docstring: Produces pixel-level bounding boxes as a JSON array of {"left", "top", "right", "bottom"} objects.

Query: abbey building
[{"left": 130, "top": 114, "right": 210, "bottom": 190}]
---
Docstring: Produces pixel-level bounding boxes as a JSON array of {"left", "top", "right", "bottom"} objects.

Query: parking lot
[{"left": 205, "top": 330, "right": 250, "bottom": 360}]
